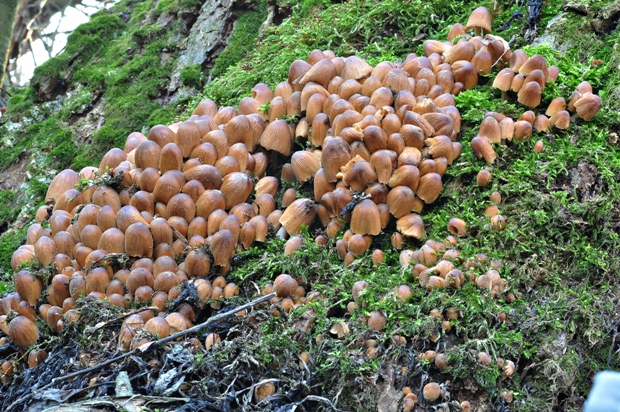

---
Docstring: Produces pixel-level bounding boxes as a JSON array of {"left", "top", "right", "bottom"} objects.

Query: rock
[
  {"left": 531, "top": 13, "right": 569, "bottom": 51},
  {"left": 564, "top": 0, "right": 620, "bottom": 33},
  {"left": 168, "top": 0, "right": 247, "bottom": 92},
  {"left": 531, "top": 11, "right": 604, "bottom": 56}
]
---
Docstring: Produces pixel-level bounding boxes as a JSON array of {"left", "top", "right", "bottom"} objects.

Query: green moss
[
  {"left": 0, "top": 191, "right": 19, "bottom": 229},
  {"left": 31, "top": 54, "right": 70, "bottom": 85},
  {"left": 24, "top": 118, "right": 75, "bottom": 169},
  {"left": 154, "top": 0, "right": 201, "bottom": 16},
  {"left": 210, "top": 3, "right": 268, "bottom": 79},
  {"left": 154, "top": 0, "right": 174, "bottom": 15},
  {"left": 0, "top": 228, "right": 26, "bottom": 278},
  {"left": 180, "top": 63, "right": 203, "bottom": 88},
  {"left": 58, "top": 87, "right": 93, "bottom": 121},
  {"left": 6, "top": 87, "right": 35, "bottom": 114},
  {"left": 0, "top": 115, "right": 75, "bottom": 171},
  {"left": 455, "top": 86, "right": 520, "bottom": 125},
  {"left": 276, "top": 0, "right": 333, "bottom": 14},
  {"left": 31, "top": 13, "right": 125, "bottom": 89}
]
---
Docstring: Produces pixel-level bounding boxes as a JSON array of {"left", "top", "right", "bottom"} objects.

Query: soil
[{"left": 0, "top": 155, "right": 28, "bottom": 192}]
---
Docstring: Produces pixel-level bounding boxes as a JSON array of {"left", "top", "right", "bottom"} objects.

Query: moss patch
[
  {"left": 210, "top": 2, "right": 268, "bottom": 79},
  {"left": 0, "top": 191, "right": 19, "bottom": 229},
  {"left": 0, "top": 228, "right": 26, "bottom": 280},
  {"left": 180, "top": 63, "right": 203, "bottom": 88}
]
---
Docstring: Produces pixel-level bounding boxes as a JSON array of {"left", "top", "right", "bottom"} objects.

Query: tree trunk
[{"left": 0, "top": 0, "right": 20, "bottom": 88}]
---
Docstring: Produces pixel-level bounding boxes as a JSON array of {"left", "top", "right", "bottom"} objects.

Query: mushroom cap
[
  {"left": 471, "top": 136, "right": 497, "bottom": 163},
  {"left": 296, "top": 58, "right": 337, "bottom": 88},
  {"left": 549, "top": 110, "right": 571, "bottom": 130},
  {"left": 517, "top": 81, "right": 541, "bottom": 108},
  {"left": 574, "top": 93, "right": 602, "bottom": 121},
  {"left": 519, "top": 54, "right": 548, "bottom": 78},
  {"left": 417, "top": 173, "right": 443, "bottom": 203},
  {"left": 341, "top": 56, "right": 373, "bottom": 80},
  {"left": 423, "top": 382, "right": 442, "bottom": 402},
  {"left": 273, "top": 274, "right": 298, "bottom": 297},
  {"left": 9, "top": 316, "right": 39, "bottom": 348},
  {"left": 443, "top": 41, "right": 476, "bottom": 64},
  {"left": 465, "top": 7, "right": 492, "bottom": 34},
  {"left": 478, "top": 116, "right": 501, "bottom": 144},
  {"left": 211, "top": 229, "right": 236, "bottom": 266},
  {"left": 291, "top": 150, "right": 322, "bottom": 183},
  {"left": 546, "top": 97, "right": 566, "bottom": 117},
  {"left": 46, "top": 169, "right": 80, "bottom": 204},
  {"left": 350, "top": 199, "right": 381, "bottom": 235},
  {"left": 387, "top": 186, "right": 417, "bottom": 219},
  {"left": 492, "top": 68, "right": 514, "bottom": 91},
  {"left": 396, "top": 214, "right": 425, "bottom": 239},
  {"left": 280, "top": 198, "right": 317, "bottom": 235},
  {"left": 259, "top": 119, "right": 292, "bottom": 156}
]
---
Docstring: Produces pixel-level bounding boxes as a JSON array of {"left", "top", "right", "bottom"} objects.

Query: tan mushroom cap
[
  {"left": 259, "top": 119, "right": 292, "bottom": 156},
  {"left": 350, "top": 199, "right": 381, "bottom": 236},
  {"left": 465, "top": 7, "right": 492, "bottom": 35},
  {"left": 492, "top": 68, "right": 515, "bottom": 92}
]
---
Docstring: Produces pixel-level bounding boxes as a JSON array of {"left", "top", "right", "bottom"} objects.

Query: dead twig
[
  {"left": 171, "top": 225, "right": 188, "bottom": 244},
  {"left": 82, "top": 252, "right": 130, "bottom": 271},
  {"left": 290, "top": 394, "right": 344, "bottom": 411},
  {"left": 6, "top": 292, "right": 276, "bottom": 412},
  {"left": 40, "top": 395, "right": 190, "bottom": 412}
]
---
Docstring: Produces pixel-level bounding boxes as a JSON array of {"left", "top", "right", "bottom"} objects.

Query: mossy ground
[
  {"left": 196, "top": 1, "right": 620, "bottom": 409},
  {"left": 1, "top": 0, "right": 620, "bottom": 410}
]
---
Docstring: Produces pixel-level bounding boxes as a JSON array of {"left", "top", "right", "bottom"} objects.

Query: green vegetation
[
  {"left": 0, "top": 228, "right": 26, "bottom": 278},
  {"left": 210, "top": 2, "right": 268, "bottom": 79},
  {"left": 0, "top": 191, "right": 19, "bottom": 228},
  {"left": 179, "top": 64, "right": 203, "bottom": 89}
]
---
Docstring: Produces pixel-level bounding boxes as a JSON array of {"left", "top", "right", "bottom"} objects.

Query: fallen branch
[
  {"left": 41, "top": 395, "right": 190, "bottom": 412},
  {"left": 7, "top": 292, "right": 276, "bottom": 412},
  {"left": 290, "top": 395, "right": 344, "bottom": 412}
]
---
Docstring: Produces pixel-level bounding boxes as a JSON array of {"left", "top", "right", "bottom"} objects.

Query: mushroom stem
[{"left": 501, "top": 90, "right": 508, "bottom": 101}]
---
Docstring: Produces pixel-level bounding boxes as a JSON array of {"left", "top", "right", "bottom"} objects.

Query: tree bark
[{"left": 0, "top": 0, "right": 20, "bottom": 88}]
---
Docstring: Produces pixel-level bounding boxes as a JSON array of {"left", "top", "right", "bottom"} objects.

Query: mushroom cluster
[
  {"left": 477, "top": 77, "right": 601, "bottom": 163},
  {"left": 0, "top": 6, "right": 601, "bottom": 383}
]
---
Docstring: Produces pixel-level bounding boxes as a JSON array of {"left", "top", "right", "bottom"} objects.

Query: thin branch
[
  {"left": 491, "top": 35, "right": 516, "bottom": 68},
  {"left": 28, "top": 37, "right": 38, "bottom": 67},
  {"left": 608, "top": 328, "right": 618, "bottom": 369},
  {"left": 290, "top": 395, "right": 344, "bottom": 412}
]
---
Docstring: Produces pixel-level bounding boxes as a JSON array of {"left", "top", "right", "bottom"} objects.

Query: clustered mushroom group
[{"left": 0, "top": 5, "right": 601, "bottom": 406}]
